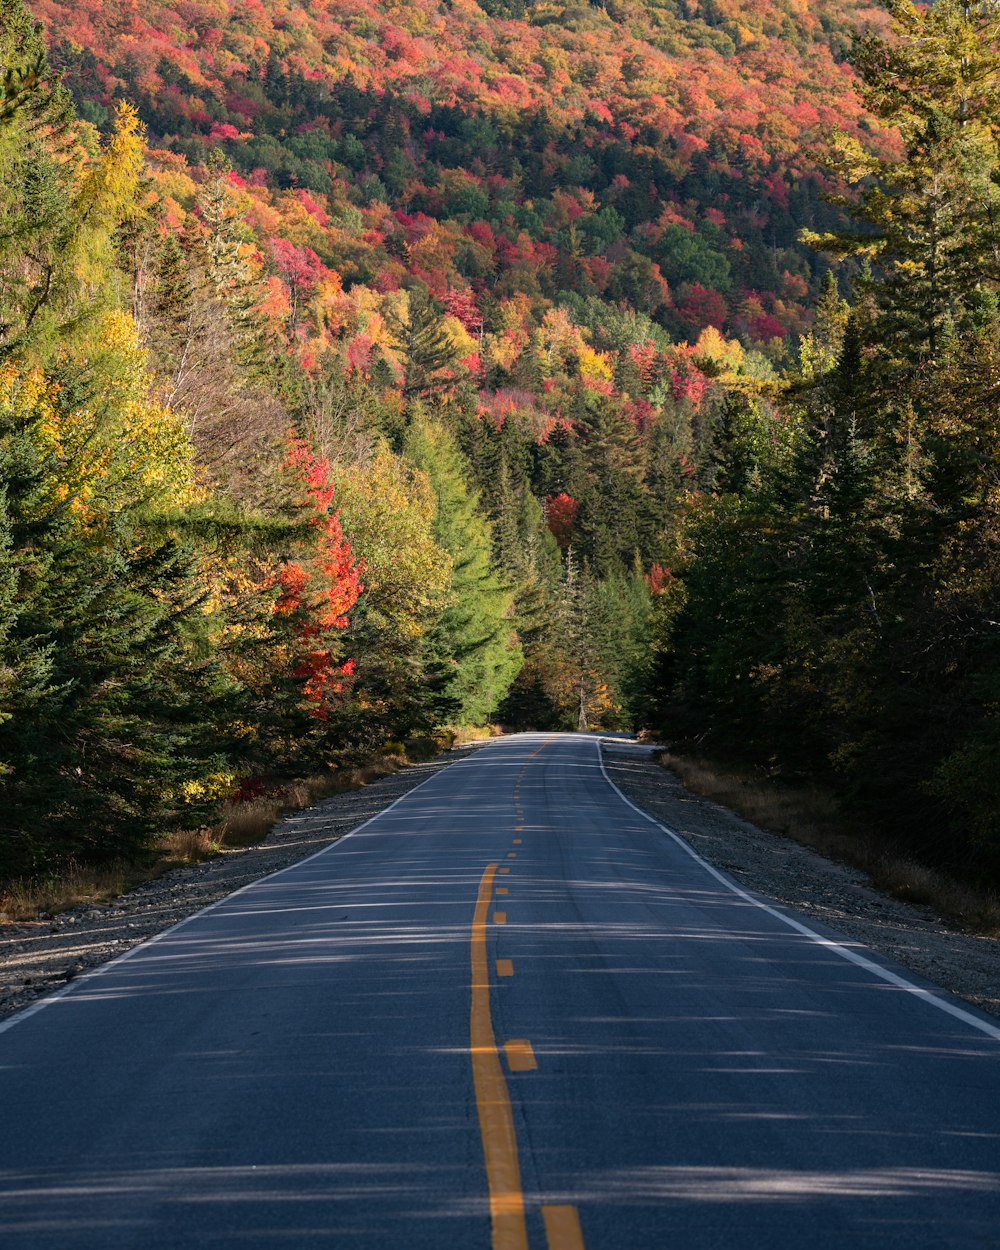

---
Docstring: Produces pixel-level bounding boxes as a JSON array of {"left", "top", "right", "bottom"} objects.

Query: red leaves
[
  {"left": 443, "top": 288, "right": 483, "bottom": 335},
  {"left": 345, "top": 332, "right": 375, "bottom": 377},
  {"left": 629, "top": 341, "right": 659, "bottom": 385},
  {"left": 277, "top": 435, "right": 364, "bottom": 718},
  {"left": 645, "top": 563, "right": 673, "bottom": 595},
  {"left": 545, "top": 493, "right": 579, "bottom": 548},
  {"left": 675, "top": 283, "right": 729, "bottom": 332},
  {"left": 747, "top": 313, "right": 787, "bottom": 343},
  {"left": 269, "top": 239, "right": 330, "bottom": 299},
  {"left": 670, "top": 365, "right": 708, "bottom": 406}
]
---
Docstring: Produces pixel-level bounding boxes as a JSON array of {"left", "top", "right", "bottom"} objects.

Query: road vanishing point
[{"left": 1, "top": 732, "right": 999, "bottom": 1248}]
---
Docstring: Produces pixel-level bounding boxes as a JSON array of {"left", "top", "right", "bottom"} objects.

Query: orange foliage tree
[{"left": 275, "top": 434, "right": 364, "bottom": 720}]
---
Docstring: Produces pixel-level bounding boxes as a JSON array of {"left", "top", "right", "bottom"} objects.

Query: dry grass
[
  {"left": 215, "top": 757, "right": 412, "bottom": 849},
  {"left": 0, "top": 861, "right": 145, "bottom": 923},
  {"left": 443, "top": 723, "right": 504, "bottom": 745},
  {"left": 161, "top": 827, "right": 221, "bottom": 862},
  {"left": 0, "top": 827, "right": 226, "bottom": 922},
  {"left": 660, "top": 751, "right": 1000, "bottom": 937}
]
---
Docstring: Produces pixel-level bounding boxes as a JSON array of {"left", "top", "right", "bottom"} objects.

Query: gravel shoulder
[
  {"left": 602, "top": 741, "right": 1000, "bottom": 1021},
  {"left": 0, "top": 743, "right": 488, "bottom": 1023}
]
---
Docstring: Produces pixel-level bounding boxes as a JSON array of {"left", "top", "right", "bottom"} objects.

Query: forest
[{"left": 1, "top": 0, "right": 999, "bottom": 894}]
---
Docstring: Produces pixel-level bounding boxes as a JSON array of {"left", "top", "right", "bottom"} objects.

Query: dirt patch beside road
[{"left": 601, "top": 741, "right": 1000, "bottom": 1021}]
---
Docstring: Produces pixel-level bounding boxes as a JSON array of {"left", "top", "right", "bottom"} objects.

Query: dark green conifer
[{"left": 405, "top": 417, "right": 522, "bottom": 725}]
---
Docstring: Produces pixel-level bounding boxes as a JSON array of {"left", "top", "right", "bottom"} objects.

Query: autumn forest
[{"left": 2, "top": 0, "right": 1000, "bottom": 892}]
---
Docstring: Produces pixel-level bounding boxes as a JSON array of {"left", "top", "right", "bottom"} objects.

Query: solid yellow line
[
  {"left": 542, "top": 1205, "right": 585, "bottom": 1249},
  {"left": 494, "top": 911, "right": 507, "bottom": 925},
  {"left": 504, "top": 1039, "right": 538, "bottom": 1072},
  {"left": 496, "top": 958, "right": 514, "bottom": 977},
  {"left": 470, "top": 863, "right": 528, "bottom": 1250}
]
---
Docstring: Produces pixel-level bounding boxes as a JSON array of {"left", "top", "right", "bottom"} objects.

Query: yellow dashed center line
[
  {"left": 504, "top": 1039, "right": 537, "bottom": 1072},
  {"left": 469, "top": 863, "right": 528, "bottom": 1250},
  {"left": 494, "top": 911, "right": 507, "bottom": 925},
  {"left": 496, "top": 887, "right": 509, "bottom": 895},
  {"left": 496, "top": 959, "right": 514, "bottom": 977},
  {"left": 542, "top": 1205, "right": 586, "bottom": 1250}
]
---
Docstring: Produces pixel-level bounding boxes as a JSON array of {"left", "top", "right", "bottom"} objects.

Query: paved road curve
[{"left": 2, "top": 733, "right": 999, "bottom": 1249}]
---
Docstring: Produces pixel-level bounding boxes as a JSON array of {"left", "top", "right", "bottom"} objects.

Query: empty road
[{"left": 1, "top": 732, "right": 999, "bottom": 1248}]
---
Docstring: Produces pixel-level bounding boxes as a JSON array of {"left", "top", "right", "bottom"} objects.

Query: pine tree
[
  {"left": 405, "top": 417, "right": 522, "bottom": 725},
  {"left": 798, "top": 271, "right": 850, "bottom": 378},
  {"left": 385, "top": 288, "right": 460, "bottom": 403},
  {"left": 0, "top": 3, "right": 73, "bottom": 359},
  {"left": 544, "top": 553, "right": 608, "bottom": 731},
  {"left": 575, "top": 392, "right": 647, "bottom": 574},
  {"left": 0, "top": 366, "right": 242, "bottom": 876},
  {"left": 804, "top": 0, "right": 1000, "bottom": 362}
]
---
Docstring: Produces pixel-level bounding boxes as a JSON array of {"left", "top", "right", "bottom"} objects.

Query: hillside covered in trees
[{"left": 2, "top": 0, "right": 1000, "bottom": 897}]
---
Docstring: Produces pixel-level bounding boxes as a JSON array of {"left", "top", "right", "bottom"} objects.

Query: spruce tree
[
  {"left": 385, "top": 288, "right": 460, "bottom": 403},
  {"left": 805, "top": 0, "right": 1000, "bottom": 362},
  {"left": 405, "top": 417, "right": 522, "bottom": 725},
  {"left": 0, "top": 381, "right": 241, "bottom": 876}
]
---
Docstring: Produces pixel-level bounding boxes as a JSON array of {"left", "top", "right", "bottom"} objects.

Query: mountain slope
[{"left": 33, "top": 0, "right": 883, "bottom": 337}]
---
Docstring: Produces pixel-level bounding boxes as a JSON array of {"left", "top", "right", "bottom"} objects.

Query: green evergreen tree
[
  {"left": 405, "top": 417, "right": 522, "bottom": 724},
  {"left": 805, "top": 0, "right": 1000, "bottom": 363},
  {"left": 575, "top": 392, "right": 647, "bottom": 574},
  {"left": 0, "top": 386, "right": 242, "bottom": 876},
  {"left": 798, "top": 271, "right": 850, "bottom": 378},
  {"left": 0, "top": 2, "right": 73, "bottom": 359},
  {"left": 386, "top": 288, "right": 460, "bottom": 403}
]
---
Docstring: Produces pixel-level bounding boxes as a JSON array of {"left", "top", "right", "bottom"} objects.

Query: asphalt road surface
[{"left": 2, "top": 732, "right": 999, "bottom": 1249}]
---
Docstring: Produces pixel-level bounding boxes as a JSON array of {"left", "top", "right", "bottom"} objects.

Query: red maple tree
[{"left": 275, "top": 434, "right": 364, "bottom": 719}]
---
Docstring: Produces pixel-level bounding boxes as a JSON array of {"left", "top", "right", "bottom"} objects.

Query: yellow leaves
[
  {"left": 538, "top": 305, "right": 586, "bottom": 374},
  {"left": 826, "top": 129, "right": 880, "bottom": 181},
  {"left": 800, "top": 227, "right": 884, "bottom": 260},
  {"left": 3, "top": 310, "right": 201, "bottom": 518},
  {"left": 171, "top": 770, "right": 240, "bottom": 806},
  {"left": 72, "top": 103, "right": 148, "bottom": 292},
  {"left": 333, "top": 444, "right": 451, "bottom": 636},
  {"left": 488, "top": 328, "right": 524, "bottom": 372},
  {"left": 577, "top": 343, "right": 614, "bottom": 382},
  {"left": 442, "top": 314, "right": 477, "bottom": 358},
  {"left": 693, "top": 325, "right": 744, "bottom": 374}
]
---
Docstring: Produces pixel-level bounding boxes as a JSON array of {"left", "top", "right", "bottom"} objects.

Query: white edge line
[
  {"left": 0, "top": 746, "right": 484, "bottom": 1037},
  {"left": 597, "top": 738, "right": 1000, "bottom": 1044}
]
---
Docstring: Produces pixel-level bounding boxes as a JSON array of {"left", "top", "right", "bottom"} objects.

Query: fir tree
[
  {"left": 386, "top": 288, "right": 460, "bottom": 403},
  {"left": 805, "top": 0, "right": 1000, "bottom": 362},
  {"left": 405, "top": 417, "right": 522, "bottom": 725}
]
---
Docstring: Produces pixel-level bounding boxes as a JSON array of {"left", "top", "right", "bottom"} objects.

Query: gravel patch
[
  {"left": 0, "top": 743, "right": 489, "bottom": 1023},
  {"left": 602, "top": 741, "right": 1000, "bottom": 1022}
]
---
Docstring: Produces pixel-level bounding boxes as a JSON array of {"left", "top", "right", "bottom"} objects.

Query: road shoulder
[{"left": 602, "top": 741, "right": 1000, "bottom": 1022}]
